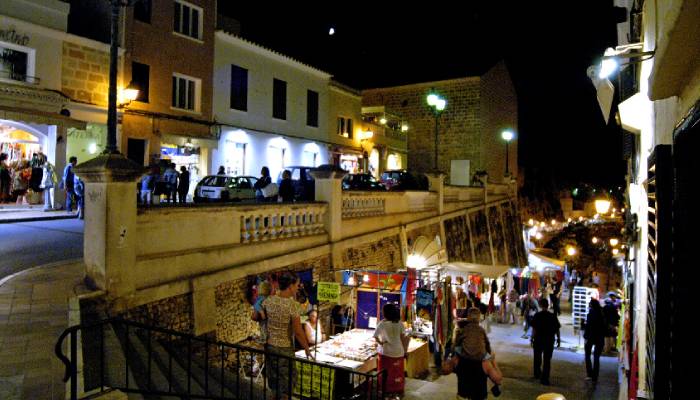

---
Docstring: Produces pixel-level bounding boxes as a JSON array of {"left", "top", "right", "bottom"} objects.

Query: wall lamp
[
  {"left": 118, "top": 81, "right": 140, "bottom": 108},
  {"left": 597, "top": 43, "right": 655, "bottom": 79}
]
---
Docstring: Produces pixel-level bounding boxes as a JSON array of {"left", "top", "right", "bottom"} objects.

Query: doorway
[{"left": 127, "top": 138, "right": 146, "bottom": 166}]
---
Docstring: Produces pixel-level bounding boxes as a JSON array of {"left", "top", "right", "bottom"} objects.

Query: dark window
[
  {"left": 174, "top": 1, "right": 201, "bottom": 40},
  {"left": 172, "top": 75, "right": 197, "bottom": 111},
  {"left": 134, "top": 0, "right": 151, "bottom": 23},
  {"left": 337, "top": 117, "right": 345, "bottom": 135},
  {"left": 347, "top": 118, "right": 353, "bottom": 139},
  {"left": 307, "top": 90, "right": 319, "bottom": 127},
  {"left": 131, "top": 62, "right": 149, "bottom": 102},
  {"left": 273, "top": 78, "right": 287, "bottom": 120},
  {"left": 230, "top": 65, "right": 248, "bottom": 111}
]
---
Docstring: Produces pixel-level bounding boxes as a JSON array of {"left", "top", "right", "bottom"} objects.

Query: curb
[
  {"left": 0, "top": 258, "right": 84, "bottom": 287},
  {"left": 0, "top": 214, "right": 78, "bottom": 224}
]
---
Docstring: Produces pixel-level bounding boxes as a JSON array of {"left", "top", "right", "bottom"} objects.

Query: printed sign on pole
[{"left": 317, "top": 282, "right": 341, "bottom": 303}]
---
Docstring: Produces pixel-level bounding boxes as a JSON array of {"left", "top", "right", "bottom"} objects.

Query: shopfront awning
[
  {"left": 618, "top": 92, "right": 649, "bottom": 134},
  {"left": 0, "top": 105, "right": 86, "bottom": 129},
  {"left": 441, "top": 262, "right": 511, "bottom": 279}
]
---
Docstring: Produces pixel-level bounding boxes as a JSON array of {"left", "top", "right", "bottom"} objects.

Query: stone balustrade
[
  {"left": 240, "top": 203, "right": 327, "bottom": 243},
  {"left": 342, "top": 192, "right": 387, "bottom": 218},
  {"left": 444, "top": 185, "right": 484, "bottom": 202}
]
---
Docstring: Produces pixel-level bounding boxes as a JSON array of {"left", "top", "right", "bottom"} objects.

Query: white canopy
[
  {"left": 441, "top": 262, "right": 511, "bottom": 279},
  {"left": 527, "top": 251, "right": 564, "bottom": 271}
]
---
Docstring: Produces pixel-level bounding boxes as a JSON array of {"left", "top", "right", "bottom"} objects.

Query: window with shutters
[
  {"left": 171, "top": 73, "right": 200, "bottom": 112},
  {"left": 173, "top": 0, "right": 202, "bottom": 40}
]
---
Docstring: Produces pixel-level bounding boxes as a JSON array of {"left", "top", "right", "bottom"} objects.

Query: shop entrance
[{"left": 0, "top": 120, "right": 51, "bottom": 205}]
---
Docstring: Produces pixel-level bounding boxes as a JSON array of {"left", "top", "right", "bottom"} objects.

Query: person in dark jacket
[
  {"left": 177, "top": 166, "right": 190, "bottom": 204},
  {"left": 278, "top": 169, "right": 294, "bottom": 202},
  {"left": 253, "top": 166, "right": 272, "bottom": 202},
  {"left": 582, "top": 298, "right": 606, "bottom": 382},
  {"left": 530, "top": 298, "right": 561, "bottom": 386},
  {"left": 603, "top": 295, "right": 620, "bottom": 353}
]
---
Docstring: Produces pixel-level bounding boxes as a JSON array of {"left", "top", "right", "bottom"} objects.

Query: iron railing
[{"left": 55, "top": 317, "right": 385, "bottom": 400}]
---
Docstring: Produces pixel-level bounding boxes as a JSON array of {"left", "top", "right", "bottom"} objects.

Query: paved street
[
  {"left": 0, "top": 219, "right": 83, "bottom": 280},
  {"left": 405, "top": 303, "right": 620, "bottom": 400}
]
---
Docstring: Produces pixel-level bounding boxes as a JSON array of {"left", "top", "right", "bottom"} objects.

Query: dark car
[
  {"left": 379, "top": 169, "right": 429, "bottom": 191},
  {"left": 276, "top": 166, "right": 316, "bottom": 201},
  {"left": 342, "top": 173, "right": 387, "bottom": 191}
]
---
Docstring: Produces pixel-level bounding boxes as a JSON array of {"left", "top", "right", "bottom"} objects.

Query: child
[
  {"left": 451, "top": 307, "right": 503, "bottom": 396},
  {"left": 251, "top": 281, "right": 271, "bottom": 342}
]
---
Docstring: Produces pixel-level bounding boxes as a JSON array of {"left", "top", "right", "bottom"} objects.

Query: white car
[{"left": 193, "top": 175, "right": 259, "bottom": 203}]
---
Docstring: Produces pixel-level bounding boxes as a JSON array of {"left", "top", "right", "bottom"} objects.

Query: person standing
[
  {"left": 551, "top": 278, "right": 562, "bottom": 316},
  {"left": 162, "top": 163, "right": 179, "bottom": 203},
  {"left": 62, "top": 156, "right": 77, "bottom": 212},
  {"left": 583, "top": 298, "right": 606, "bottom": 382},
  {"left": 253, "top": 166, "right": 272, "bottom": 202},
  {"left": 73, "top": 174, "right": 85, "bottom": 219},
  {"left": 177, "top": 166, "right": 190, "bottom": 204},
  {"left": 40, "top": 160, "right": 56, "bottom": 211},
  {"left": 217, "top": 165, "right": 226, "bottom": 175},
  {"left": 278, "top": 169, "right": 295, "bottom": 202},
  {"left": 530, "top": 298, "right": 561, "bottom": 385},
  {"left": 262, "top": 272, "right": 312, "bottom": 399},
  {"left": 374, "top": 303, "right": 409, "bottom": 398},
  {"left": 505, "top": 289, "right": 518, "bottom": 324},
  {"left": 603, "top": 295, "right": 620, "bottom": 354}
]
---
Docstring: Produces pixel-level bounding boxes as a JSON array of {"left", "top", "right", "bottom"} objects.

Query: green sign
[{"left": 317, "top": 282, "right": 340, "bottom": 302}]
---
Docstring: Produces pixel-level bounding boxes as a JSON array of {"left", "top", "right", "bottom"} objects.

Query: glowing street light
[
  {"left": 501, "top": 129, "right": 515, "bottom": 176},
  {"left": 535, "top": 232, "right": 543, "bottom": 240},
  {"left": 612, "top": 248, "right": 620, "bottom": 255},
  {"left": 592, "top": 237, "right": 599, "bottom": 244},
  {"left": 595, "top": 199, "right": 612, "bottom": 214},
  {"left": 551, "top": 219, "right": 556, "bottom": 225},
  {"left": 426, "top": 89, "right": 447, "bottom": 171},
  {"left": 566, "top": 246, "right": 577, "bottom": 256},
  {"left": 528, "top": 218, "right": 534, "bottom": 226},
  {"left": 610, "top": 238, "right": 619, "bottom": 247}
]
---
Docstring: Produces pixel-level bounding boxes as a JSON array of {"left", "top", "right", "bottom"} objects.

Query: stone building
[{"left": 362, "top": 60, "right": 517, "bottom": 182}]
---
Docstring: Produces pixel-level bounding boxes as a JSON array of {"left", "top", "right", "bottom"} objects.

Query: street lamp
[
  {"left": 501, "top": 129, "right": 515, "bottom": 176},
  {"left": 106, "top": 0, "right": 138, "bottom": 154},
  {"left": 426, "top": 90, "right": 446, "bottom": 171}
]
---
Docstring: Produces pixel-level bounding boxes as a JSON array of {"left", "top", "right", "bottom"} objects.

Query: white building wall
[{"left": 212, "top": 32, "right": 332, "bottom": 177}]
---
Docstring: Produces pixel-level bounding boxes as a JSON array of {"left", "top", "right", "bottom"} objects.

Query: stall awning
[
  {"left": 527, "top": 251, "right": 564, "bottom": 271},
  {"left": 441, "top": 262, "right": 511, "bottom": 279}
]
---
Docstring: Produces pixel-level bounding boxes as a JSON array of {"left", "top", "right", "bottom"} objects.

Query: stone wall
[
  {"left": 61, "top": 41, "right": 110, "bottom": 105},
  {"left": 469, "top": 209, "right": 492, "bottom": 265},
  {"left": 488, "top": 205, "right": 508, "bottom": 265},
  {"left": 121, "top": 293, "right": 194, "bottom": 334},
  {"left": 502, "top": 201, "right": 527, "bottom": 266},
  {"left": 444, "top": 214, "right": 474, "bottom": 263},
  {"left": 406, "top": 223, "right": 441, "bottom": 249},
  {"left": 342, "top": 235, "right": 403, "bottom": 272},
  {"left": 362, "top": 78, "right": 481, "bottom": 178},
  {"left": 214, "top": 255, "right": 333, "bottom": 345}
]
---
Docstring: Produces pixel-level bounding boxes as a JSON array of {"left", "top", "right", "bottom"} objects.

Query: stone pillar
[
  {"left": 311, "top": 166, "right": 347, "bottom": 242},
  {"left": 75, "top": 154, "right": 143, "bottom": 298},
  {"left": 53, "top": 126, "right": 68, "bottom": 209},
  {"left": 425, "top": 172, "right": 445, "bottom": 215}
]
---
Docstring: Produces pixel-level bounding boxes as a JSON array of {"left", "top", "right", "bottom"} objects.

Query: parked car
[
  {"left": 193, "top": 175, "right": 258, "bottom": 203},
  {"left": 379, "top": 169, "right": 429, "bottom": 191},
  {"left": 276, "top": 166, "right": 316, "bottom": 201},
  {"left": 342, "top": 173, "right": 387, "bottom": 191}
]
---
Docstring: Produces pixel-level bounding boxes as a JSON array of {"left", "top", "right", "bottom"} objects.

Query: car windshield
[{"left": 200, "top": 176, "right": 228, "bottom": 187}]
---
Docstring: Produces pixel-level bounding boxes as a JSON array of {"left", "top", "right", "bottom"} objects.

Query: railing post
[
  {"left": 311, "top": 167, "right": 347, "bottom": 242},
  {"left": 75, "top": 154, "right": 142, "bottom": 296}
]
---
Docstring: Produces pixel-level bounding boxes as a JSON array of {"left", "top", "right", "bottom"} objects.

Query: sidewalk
[
  {"left": 0, "top": 207, "right": 77, "bottom": 224},
  {"left": 0, "top": 261, "right": 87, "bottom": 400}
]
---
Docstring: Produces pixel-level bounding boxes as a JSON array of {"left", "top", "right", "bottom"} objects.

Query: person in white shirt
[
  {"left": 373, "top": 303, "right": 409, "bottom": 397},
  {"left": 303, "top": 309, "right": 325, "bottom": 345}
]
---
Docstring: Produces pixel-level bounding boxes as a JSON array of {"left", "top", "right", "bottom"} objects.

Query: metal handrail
[
  {"left": 0, "top": 70, "right": 41, "bottom": 84},
  {"left": 55, "top": 317, "right": 385, "bottom": 400}
]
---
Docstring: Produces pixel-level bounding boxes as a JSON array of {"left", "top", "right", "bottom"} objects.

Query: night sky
[{"left": 219, "top": 1, "right": 627, "bottom": 188}]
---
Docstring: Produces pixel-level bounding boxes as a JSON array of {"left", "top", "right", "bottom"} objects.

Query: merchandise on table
[{"left": 314, "top": 329, "right": 377, "bottom": 362}]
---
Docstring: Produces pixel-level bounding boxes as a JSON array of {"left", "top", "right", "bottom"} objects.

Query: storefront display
[{"left": 0, "top": 127, "right": 47, "bottom": 204}]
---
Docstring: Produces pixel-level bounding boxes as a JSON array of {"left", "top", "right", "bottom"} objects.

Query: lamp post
[
  {"left": 106, "top": 0, "right": 138, "bottom": 154},
  {"left": 501, "top": 129, "right": 515, "bottom": 176},
  {"left": 427, "top": 90, "right": 446, "bottom": 171}
]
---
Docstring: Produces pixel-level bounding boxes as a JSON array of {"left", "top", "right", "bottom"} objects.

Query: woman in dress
[{"left": 303, "top": 309, "right": 325, "bottom": 345}]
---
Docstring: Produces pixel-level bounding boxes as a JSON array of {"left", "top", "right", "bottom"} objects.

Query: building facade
[
  {"left": 121, "top": 0, "right": 217, "bottom": 188},
  {"left": 611, "top": 0, "right": 699, "bottom": 398},
  {"left": 361, "top": 60, "right": 517, "bottom": 183}
]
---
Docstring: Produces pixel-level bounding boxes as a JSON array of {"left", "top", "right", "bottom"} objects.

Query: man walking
[
  {"left": 531, "top": 298, "right": 561, "bottom": 385},
  {"left": 62, "top": 157, "right": 77, "bottom": 212},
  {"left": 177, "top": 166, "right": 190, "bottom": 204},
  {"left": 583, "top": 298, "right": 606, "bottom": 382}
]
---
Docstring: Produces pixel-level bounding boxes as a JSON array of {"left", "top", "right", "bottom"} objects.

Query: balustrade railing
[
  {"left": 342, "top": 194, "right": 386, "bottom": 218},
  {"left": 240, "top": 204, "right": 326, "bottom": 243}
]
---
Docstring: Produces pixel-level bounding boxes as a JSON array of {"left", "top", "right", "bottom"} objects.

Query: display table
[
  {"left": 294, "top": 329, "right": 378, "bottom": 400},
  {"left": 405, "top": 338, "right": 429, "bottom": 378}
]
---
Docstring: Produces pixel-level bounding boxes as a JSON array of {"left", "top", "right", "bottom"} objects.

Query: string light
[{"left": 347, "top": 275, "right": 356, "bottom": 286}]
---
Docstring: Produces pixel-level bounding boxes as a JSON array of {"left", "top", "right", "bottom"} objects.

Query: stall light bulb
[
  {"left": 363, "top": 274, "right": 370, "bottom": 283},
  {"left": 347, "top": 276, "right": 356, "bottom": 286}
]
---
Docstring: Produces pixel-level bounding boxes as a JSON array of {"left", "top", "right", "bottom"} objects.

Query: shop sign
[
  {"left": 0, "top": 27, "right": 30, "bottom": 46},
  {"left": 316, "top": 282, "right": 340, "bottom": 303}
]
